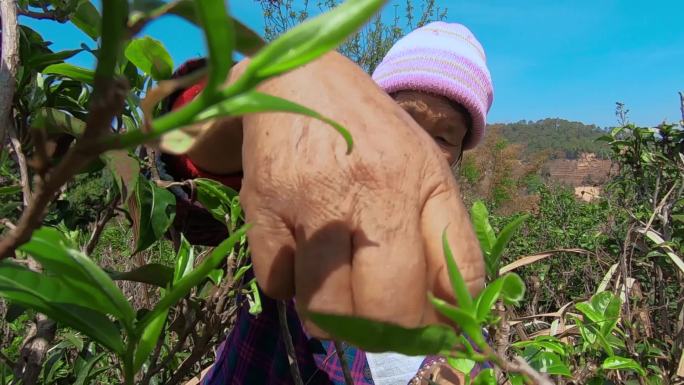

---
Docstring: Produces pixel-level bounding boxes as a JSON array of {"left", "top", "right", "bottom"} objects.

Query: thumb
[
  {"left": 241, "top": 192, "right": 296, "bottom": 300},
  {"left": 420, "top": 180, "right": 485, "bottom": 324}
]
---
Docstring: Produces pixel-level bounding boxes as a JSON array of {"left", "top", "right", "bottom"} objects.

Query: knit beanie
[{"left": 371, "top": 21, "right": 493, "bottom": 150}]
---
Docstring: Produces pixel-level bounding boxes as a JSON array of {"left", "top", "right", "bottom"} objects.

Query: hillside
[{"left": 491, "top": 118, "right": 611, "bottom": 159}]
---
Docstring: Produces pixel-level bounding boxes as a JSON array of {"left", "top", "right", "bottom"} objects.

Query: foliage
[
  {"left": 0, "top": 0, "right": 387, "bottom": 384},
  {"left": 494, "top": 118, "right": 611, "bottom": 160},
  {"left": 1, "top": 0, "right": 682, "bottom": 384}
]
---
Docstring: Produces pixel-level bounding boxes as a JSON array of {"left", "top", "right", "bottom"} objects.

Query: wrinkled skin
[{"left": 190, "top": 52, "right": 485, "bottom": 337}]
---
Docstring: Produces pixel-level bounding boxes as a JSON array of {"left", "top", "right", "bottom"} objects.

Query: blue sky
[{"left": 21, "top": 0, "right": 684, "bottom": 128}]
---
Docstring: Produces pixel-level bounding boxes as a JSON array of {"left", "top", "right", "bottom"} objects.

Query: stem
[
  {"left": 277, "top": 300, "right": 304, "bottom": 385},
  {"left": 333, "top": 341, "right": 354, "bottom": 385},
  {"left": 123, "top": 342, "right": 136, "bottom": 385}
]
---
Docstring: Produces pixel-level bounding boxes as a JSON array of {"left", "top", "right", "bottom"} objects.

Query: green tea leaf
[
  {"left": 447, "top": 358, "right": 476, "bottom": 376},
  {"left": 18, "top": 227, "right": 135, "bottom": 325},
  {"left": 43, "top": 63, "right": 95, "bottom": 84},
  {"left": 194, "top": 178, "right": 238, "bottom": 225},
  {"left": 602, "top": 356, "right": 646, "bottom": 376},
  {"left": 474, "top": 276, "right": 504, "bottom": 322},
  {"left": 102, "top": 150, "right": 140, "bottom": 202},
  {"left": 247, "top": 279, "right": 262, "bottom": 315},
  {"left": 531, "top": 352, "right": 572, "bottom": 377},
  {"left": 441, "top": 229, "right": 474, "bottom": 313},
  {"left": 73, "top": 352, "right": 106, "bottom": 385},
  {"left": 489, "top": 214, "right": 529, "bottom": 276},
  {"left": 308, "top": 312, "right": 459, "bottom": 355},
  {"left": 234, "top": 19, "right": 266, "bottom": 56},
  {"left": 500, "top": 273, "right": 525, "bottom": 306},
  {"left": 130, "top": 0, "right": 263, "bottom": 56},
  {"left": 512, "top": 336, "right": 567, "bottom": 356},
  {"left": 208, "top": 269, "right": 224, "bottom": 285},
  {"left": 194, "top": 90, "right": 353, "bottom": 154},
  {"left": 95, "top": 0, "right": 128, "bottom": 79},
  {"left": 133, "top": 308, "right": 168, "bottom": 373},
  {"left": 0, "top": 185, "right": 21, "bottom": 196},
  {"left": 140, "top": 225, "right": 249, "bottom": 330},
  {"left": 107, "top": 263, "right": 174, "bottom": 288},
  {"left": 173, "top": 234, "right": 195, "bottom": 284},
  {"left": 246, "top": 0, "right": 384, "bottom": 79},
  {"left": 128, "top": 177, "right": 176, "bottom": 252},
  {"left": 0, "top": 266, "right": 124, "bottom": 354},
  {"left": 71, "top": 1, "right": 101, "bottom": 40},
  {"left": 27, "top": 49, "right": 83, "bottom": 70},
  {"left": 125, "top": 36, "right": 174, "bottom": 80},
  {"left": 429, "top": 295, "right": 485, "bottom": 348},
  {"left": 31, "top": 107, "right": 86, "bottom": 137},
  {"left": 195, "top": 0, "right": 234, "bottom": 92},
  {"left": 472, "top": 368, "right": 496, "bottom": 385},
  {"left": 470, "top": 201, "right": 495, "bottom": 255}
]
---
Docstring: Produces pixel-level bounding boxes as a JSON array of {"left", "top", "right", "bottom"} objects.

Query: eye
[{"left": 434, "top": 135, "right": 455, "bottom": 147}]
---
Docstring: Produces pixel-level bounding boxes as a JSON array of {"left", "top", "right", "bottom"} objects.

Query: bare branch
[
  {"left": 333, "top": 341, "right": 354, "bottom": 385},
  {"left": 84, "top": 195, "right": 119, "bottom": 255},
  {"left": 8, "top": 127, "right": 31, "bottom": 207},
  {"left": 277, "top": 300, "right": 304, "bottom": 385},
  {"left": 17, "top": 8, "right": 68, "bottom": 22}
]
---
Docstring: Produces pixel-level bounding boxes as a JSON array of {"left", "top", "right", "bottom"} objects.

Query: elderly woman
[{"left": 160, "top": 21, "right": 493, "bottom": 385}]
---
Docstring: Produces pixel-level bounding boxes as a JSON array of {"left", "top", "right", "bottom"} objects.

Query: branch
[
  {"left": 17, "top": 8, "right": 68, "bottom": 22},
  {"left": 84, "top": 194, "right": 119, "bottom": 255},
  {"left": 7, "top": 127, "right": 30, "bottom": 207},
  {"left": 277, "top": 300, "right": 304, "bottom": 385},
  {"left": 0, "top": 0, "right": 19, "bottom": 148},
  {"left": 333, "top": 341, "right": 354, "bottom": 385}
]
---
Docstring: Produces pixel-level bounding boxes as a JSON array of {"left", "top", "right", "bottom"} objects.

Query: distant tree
[
  {"left": 255, "top": 0, "right": 447, "bottom": 73},
  {"left": 494, "top": 118, "right": 611, "bottom": 160}
]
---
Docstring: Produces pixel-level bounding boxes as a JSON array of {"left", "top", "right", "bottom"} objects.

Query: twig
[
  {"left": 17, "top": 8, "right": 68, "bottom": 22},
  {"left": 277, "top": 300, "right": 304, "bottom": 385},
  {"left": 7, "top": 128, "right": 30, "bottom": 207},
  {"left": 333, "top": 341, "right": 354, "bottom": 385},
  {"left": 84, "top": 194, "right": 119, "bottom": 255},
  {"left": 1, "top": 219, "right": 16, "bottom": 230}
]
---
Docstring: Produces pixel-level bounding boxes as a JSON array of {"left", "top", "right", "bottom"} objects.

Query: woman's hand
[{"left": 237, "top": 52, "right": 485, "bottom": 336}]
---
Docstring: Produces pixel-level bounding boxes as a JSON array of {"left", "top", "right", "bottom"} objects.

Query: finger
[
  {"left": 241, "top": 193, "right": 296, "bottom": 300},
  {"left": 294, "top": 221, "right": 353, "bottom": 338},
  {"left": 351, "top": 198, "right": 426, "bottom": 328},
  {"left": 421, "top": 179, "right": 485, "bottom": 324}
]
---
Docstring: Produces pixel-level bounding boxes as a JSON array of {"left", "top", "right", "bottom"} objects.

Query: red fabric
[
  {"left": 164, "top": 153, "right": 243, "bottom": 191},
  {"left": 168, "top": 78, "right": 243, "bottom": 191},
  {"left": 171, "top": 80, "right": 207, "bottom": 110}
]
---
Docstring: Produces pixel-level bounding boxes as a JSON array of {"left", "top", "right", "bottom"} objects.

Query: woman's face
[{"left": 393, "top": 90, "right": 470, "bottom": 166}]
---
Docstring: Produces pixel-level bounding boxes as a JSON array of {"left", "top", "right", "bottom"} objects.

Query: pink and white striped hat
[{"left": 372, "top": 21, "right": 494, "bottom": 150}]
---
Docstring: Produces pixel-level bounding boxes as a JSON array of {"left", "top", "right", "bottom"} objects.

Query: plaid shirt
[
  {"left": 201, "top": 288, "right": 375, "bottom": 385},
  {"left": 201, "top": 281, "right": 490, "bottom": 385}
]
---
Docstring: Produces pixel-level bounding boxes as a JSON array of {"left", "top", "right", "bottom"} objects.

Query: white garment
[{"left": 365, "top": 352, "right": 425, "bottom": 385}]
